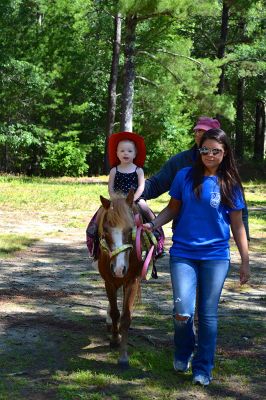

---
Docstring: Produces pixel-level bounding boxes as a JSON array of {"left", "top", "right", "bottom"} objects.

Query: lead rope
[{"left": 133, "top": 214, "right": 157, "bottom": 280}]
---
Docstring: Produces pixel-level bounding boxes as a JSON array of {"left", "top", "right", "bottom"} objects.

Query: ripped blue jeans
[{"left": 170, "top": 256, "right": 230, "bottom": 378}]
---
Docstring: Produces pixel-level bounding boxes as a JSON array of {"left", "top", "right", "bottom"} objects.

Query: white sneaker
[
  {"left": 192, "top": 374, "right": 210, "bottom": 386},
  {"left": 173, "top": 360, "right": 190, "bottom": 372}
]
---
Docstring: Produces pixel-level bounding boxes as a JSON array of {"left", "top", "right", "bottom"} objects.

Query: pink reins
[{"left": 134, "top": 214, "right": 156, "bottom": 280}]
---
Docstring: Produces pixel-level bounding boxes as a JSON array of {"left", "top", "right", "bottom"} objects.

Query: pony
[{"left": 97, "top": 189, "right": 152, "bottom": 367}]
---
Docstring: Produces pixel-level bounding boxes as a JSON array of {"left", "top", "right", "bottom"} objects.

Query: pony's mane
[{"left": 107, "top": 197, "right": 135, "bottom": 228}]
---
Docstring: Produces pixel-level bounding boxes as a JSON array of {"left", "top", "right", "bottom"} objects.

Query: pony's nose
[{"left": 111, "top": 263, "right": 126, "bottom": 278}]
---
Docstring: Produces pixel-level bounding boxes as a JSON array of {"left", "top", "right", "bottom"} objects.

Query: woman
[{"left": 143, "top": 128, "right": 250, "bottom": 386}]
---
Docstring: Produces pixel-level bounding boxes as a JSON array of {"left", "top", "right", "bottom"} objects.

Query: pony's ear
[
  {"left": 126, "top": 188, "right": 134, "bottom": 207},
  {"left": 100, "top": 195, "right": 111, "bottom": 209}
]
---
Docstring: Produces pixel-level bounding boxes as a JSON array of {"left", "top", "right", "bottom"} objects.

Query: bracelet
[{"left": 149, "top": 221, "right": 155, "bottom": 229}]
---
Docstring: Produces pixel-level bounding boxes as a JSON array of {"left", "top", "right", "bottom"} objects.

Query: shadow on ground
[{"left": 0, "top": 238, "right": 265, "bottom": 400}]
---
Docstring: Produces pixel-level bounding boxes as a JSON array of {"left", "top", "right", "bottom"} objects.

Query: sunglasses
[{"left": 198, "top": 146, "right": 223, "bottom": 156}]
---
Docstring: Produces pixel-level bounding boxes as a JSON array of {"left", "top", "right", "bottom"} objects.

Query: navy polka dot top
[{"left": 113, "top": 166, "right": 139, "bottom": 195}]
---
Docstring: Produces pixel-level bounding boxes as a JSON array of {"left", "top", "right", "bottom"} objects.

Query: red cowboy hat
[{"left": 108, "top": 131, "right": 146, "bottom": 168}]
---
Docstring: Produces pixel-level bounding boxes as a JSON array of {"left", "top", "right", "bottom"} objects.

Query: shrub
[
  {"left": 41, "top": 141, "right": 88, "bottom": 177},
  {"left": 0, "top": 123, "right": 46, "bottom": 174}
]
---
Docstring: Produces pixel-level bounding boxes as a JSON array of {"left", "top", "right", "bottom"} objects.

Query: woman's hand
[
  {"left": 240, "top": 261, "right": 250, "bottom": 285},
  {"left": 142, "top": 222, "right": 154, "bottom": 232}
]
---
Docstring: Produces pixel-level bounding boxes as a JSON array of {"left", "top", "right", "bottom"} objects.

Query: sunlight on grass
[
  {"left": 59, "top": 369, "right": 116, "bottom": 386},
  {"left": 53, "top": 351, "right": 189, "bottom": 399},
  {"left": 65, "top": 220, "right": 84, "bottom": 228},
  {"left": 0, "top": 175, "right": 264, "bottom": 240},
  {"left": 129, "top": 349, "right": 171, "bottom": 373},
  {"left": 0, "top": 234, "right": 37, "bottom": 257},
  {"left": 0, "top": 176, "right": 109, "bottom": 212},
  {"left": 55, "top": 370, "right": 120, "bottom": 400},
  {"left": 244, "top": 182, "right": 266, "bottom": 207}
]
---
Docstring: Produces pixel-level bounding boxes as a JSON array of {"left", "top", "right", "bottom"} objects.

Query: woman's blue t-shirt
[{"left": 169, "top": 167, "right": 245, "bottom": 260}]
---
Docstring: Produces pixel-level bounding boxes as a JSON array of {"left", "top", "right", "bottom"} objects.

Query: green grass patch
[
  {"left": 0, "top": 377, "right": 33, "bottom": 399},
  {"left": 53, "top": 347, "right": 190, "bottom": 400},
  {"left": 244, "top": 182, "right": 266, "bottom": 207},
  {"left": 0, "top": 176, "right": 109, "bottom": 213},
  {"left": 248, "top": 238, "right": 266, "bottom": 253},
  {"left": 65, "top": 219, "right": 85, "bottom": 228},
  {"left": 54, "top": 370, "right": 121, "bottom": 400},
  {"left": 0, "top": 233, "right": 37, "bottom": 257},
  {"left": 249, "top": 211, "right": 266, "bottom": 241},
  {"left": 216, "top": 356, "right": 264, "bottom": 376}
]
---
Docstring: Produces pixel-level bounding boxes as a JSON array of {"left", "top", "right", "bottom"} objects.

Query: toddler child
[{"left": 86, "top": 131, "right": 164, "bottom": 270}]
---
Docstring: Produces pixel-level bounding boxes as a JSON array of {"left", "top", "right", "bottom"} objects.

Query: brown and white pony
[{"left": 97, "top": 189, "right": 144, "bottom": 367}]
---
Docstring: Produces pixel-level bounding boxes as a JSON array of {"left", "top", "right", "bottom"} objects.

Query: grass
[
  {"left": 50, "top": 346, "right": 192, "bottom": 399},
  {"left": 0, "top": 233, "right": 37, "bottom": 257},
  {"left": 0, "top": 176, "right": 109, "bottom": 212},
  {"left": 0, "top": 175, "right": 265, "bottom": 256}
]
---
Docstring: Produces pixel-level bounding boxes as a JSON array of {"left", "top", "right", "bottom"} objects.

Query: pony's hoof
[{"left": 118, "top": 359, "right": 129, "bottom": 369}]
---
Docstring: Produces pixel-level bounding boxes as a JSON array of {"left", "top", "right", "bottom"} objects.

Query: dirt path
[{"left": 0, "top": 219, "right": 265, "bottom": 399}]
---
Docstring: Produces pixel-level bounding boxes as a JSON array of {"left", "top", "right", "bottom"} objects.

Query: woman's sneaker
[
  {"left": 192, "top": 374, "right": 210, "bottom": 386},
  {"left": 173, "top": 360, "right": 190, "bottom": 372}
]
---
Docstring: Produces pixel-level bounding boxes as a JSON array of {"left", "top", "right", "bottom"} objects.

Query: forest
[{"left": 0, "top": 0, "right": 265, "bottom": 177}]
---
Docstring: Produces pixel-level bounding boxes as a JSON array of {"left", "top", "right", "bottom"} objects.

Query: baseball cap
[{"left": 193, "top": 116, "right": 221, "bottom": 131}]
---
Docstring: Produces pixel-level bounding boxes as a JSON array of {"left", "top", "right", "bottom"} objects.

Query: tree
[
  {"left": 190, "top": 0, "right": 266, "bottom": 160},
  {"left": 0, "top": 0, "right": 264, "bottom": 176},
  {"left": 110, "top": 0, "right": 234, "bottom": 173},
  {"left": 104, "top": 12, "right": 122, "bottom": 173},
  {"left": 120, "top": 14, "right": 138, "bottom": 131},
  {"left": 254, "top": 100, "right": 266, "bottom": 161},
  {"left": 217, "top": 1, "right": 230, "bottom": 95}
]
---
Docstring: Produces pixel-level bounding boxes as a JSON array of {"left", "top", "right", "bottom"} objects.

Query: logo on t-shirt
[{"left": 210, "top": 192, "right": 221, "bottom": 208}]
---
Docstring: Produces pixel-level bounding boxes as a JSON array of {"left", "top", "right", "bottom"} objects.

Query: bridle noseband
[
  {"left": 99, "top": 237, "right": 133, "bottom": 259},
  {"left": 98, "top": 208, "right": 134, "bottom": 259}
]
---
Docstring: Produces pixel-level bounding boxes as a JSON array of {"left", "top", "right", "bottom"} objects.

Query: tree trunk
[
  {"left": 217, "top": 2, "right": 230, "bottom": 95},
  {"left": 104, "top": 13, "right": 122, "bottom": 174},
  {"left": 235, "top": 77, "right": 245, "bottom": 160},
  {"left": 254, "top": 100, "right": 266, "bottom": 161},
  {"left": 120, "top": 15, "right": 137, "bottom": 132}
]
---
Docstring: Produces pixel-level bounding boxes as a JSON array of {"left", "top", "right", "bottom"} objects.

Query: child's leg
[
  {"left": 137, "top": 199, "right": 155, "bottom": 221},
  {"left": 86, "top": 208, "right": 102, "bottom": 259}
]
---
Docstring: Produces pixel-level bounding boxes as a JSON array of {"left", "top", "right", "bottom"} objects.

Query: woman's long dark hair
[{"left": 192, "top": 129, "right": 245, "bottom": 208}]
